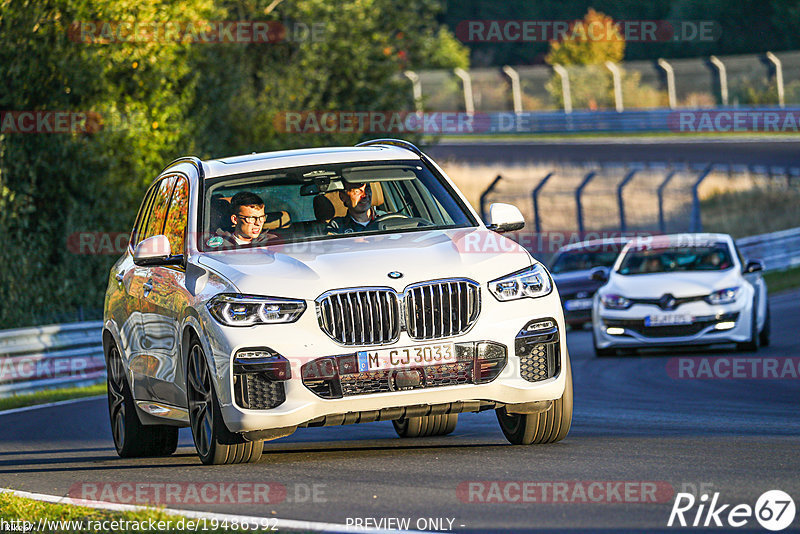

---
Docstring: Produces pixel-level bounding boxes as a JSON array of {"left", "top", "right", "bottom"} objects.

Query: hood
[
  {"left": 194, "top": 228, "right": 532, "bottom": 300},
  {"left": 604, "top": 269, "right": 741, "bottom": 299}
]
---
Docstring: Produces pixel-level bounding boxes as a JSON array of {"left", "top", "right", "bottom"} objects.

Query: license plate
[
  {"left": 357, "top": 342, "right": 456, "bottom": 372},
  {"left": 645, "top": 314, "right": 693, "bottom": 326},
  {"left": 565, "top": 298, "right": 593, "bottom": 311}
]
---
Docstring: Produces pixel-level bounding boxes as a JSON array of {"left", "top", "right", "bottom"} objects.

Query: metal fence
[
  {"left": 0, "top": 321, "right": 105, "bottom": 398},
  {"left": 407, "top": 51, "right": 800, "bottom": 113},
  {"left": 479, "top": 161, "right": 800, "bottom": 268}
]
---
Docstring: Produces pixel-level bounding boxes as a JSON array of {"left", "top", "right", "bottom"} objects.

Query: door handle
[{"left": 143, "top": 280, "right": 154, "bottom": 297}]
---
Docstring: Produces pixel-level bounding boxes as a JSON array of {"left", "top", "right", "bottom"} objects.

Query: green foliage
[
  {"left": 445, "top": 0, "right": 800, "bottom": 66},
  {"left": 545, "top": 9, "right": 624, "bottom": 67},
  {"left": 0, "top": 0, "right": 467, "bottom": 328}
]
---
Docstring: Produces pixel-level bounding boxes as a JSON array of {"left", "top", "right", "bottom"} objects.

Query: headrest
[
  {"left": 324, "top": 182, "right": 385, "bottom": 218},
  {"left": 313, "top": 195, "right": 336, "bottom": 222},
  {"left": 263, "top": 211, "right": 290, "bottom": 230}
]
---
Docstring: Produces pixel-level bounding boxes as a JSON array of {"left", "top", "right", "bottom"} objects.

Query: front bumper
[
  {"left": 593, "top": 300, "right": 751, "bottom": 349},
  {"left": 199, "top": 288, "right": 569, "bottom": 433}
]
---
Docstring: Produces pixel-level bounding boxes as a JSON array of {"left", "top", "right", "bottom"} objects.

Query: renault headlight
[
  {"left": 705, "top": 287, "right": 739, "bottom": 305},
  {"left": 207, "top": 294, "right": 306, "bottom": 326},
  {"left": 600, "top": 293, "right": 632, "bottom": 310},
  {"left": 488, "top": 264, "right": 552, "bottom": 301}
]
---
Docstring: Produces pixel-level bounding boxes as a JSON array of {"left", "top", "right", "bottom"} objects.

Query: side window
[
  {"left": 143, "top": 176, "right": 177, "bottom": 241},
  {"left": 131, "top": 187, "right": 157, "bottom": 247},
  {"left": 164, "top": 176, "right": 189, "bottom": 255}
]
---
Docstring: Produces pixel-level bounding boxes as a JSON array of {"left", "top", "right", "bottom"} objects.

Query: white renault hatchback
[
  {"left": 592, "top": 233, "right": 769, "bottom": 357},
  {"left": 103, "top": 139, "right": 572, "bottom": 464}
]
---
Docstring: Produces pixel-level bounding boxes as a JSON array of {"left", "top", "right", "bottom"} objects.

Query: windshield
[
  {"left": 617, "top": 243, "right": 734, "bottom": 275},
  {"left": 200, "top": 160, "right": 476, "bottom": 250},
  {"left": 550, "top": 246, "right": 624, "bottom": 274}
]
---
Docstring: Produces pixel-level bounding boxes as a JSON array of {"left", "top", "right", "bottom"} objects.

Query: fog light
[
  {"left": 715, "top": 321, "right": 736, "bottom": 330},
  {"left": 606, "top": 327, "right": 625, "bottom": 335}
]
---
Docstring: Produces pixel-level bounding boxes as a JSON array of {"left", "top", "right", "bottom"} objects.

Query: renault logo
[
  {"left": 659, "top": 294, "right": 677, "bottom": 310},
  {"left": 388, "top": 271, "right": 403, "bottom": 279}
]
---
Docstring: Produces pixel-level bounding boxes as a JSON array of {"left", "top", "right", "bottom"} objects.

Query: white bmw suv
[
  {"left": 592, "top": 233, "right": 769, "bottom": 357},
  {"left": 103, "top": 139, "right": 572, "bottom": 464}
]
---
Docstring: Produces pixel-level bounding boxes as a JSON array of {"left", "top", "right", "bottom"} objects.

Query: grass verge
[
  {"left": 0, "top": 492, "right": 256, "bottom": 533},
  {"left": 701, "top": 188, "right": 800, "bottom": 238},
  {"left": 765, "top": 265, "right": 800, "bottom": 295},
  {"left": 0, "top": 383, "right": 106, "bottom": 412}
]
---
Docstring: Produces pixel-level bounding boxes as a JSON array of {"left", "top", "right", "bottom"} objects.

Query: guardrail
[
  {"left": 737, "top": 226, "right": 800, "bottom": 272},
  {"left": 0, "top": 321, "right": 105, "bottom": 398}
]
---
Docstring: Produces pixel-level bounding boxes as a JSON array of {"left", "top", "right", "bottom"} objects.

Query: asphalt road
[
  {"left": 425, "top": 138, "right": 800, "bottom": 167},
  {"left": 1, "top": 290, "right": 799, "bottom": 532}
]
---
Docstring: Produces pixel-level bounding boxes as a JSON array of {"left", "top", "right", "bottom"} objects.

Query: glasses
[{"left": 236, "top": 214, "right": 267, "bottom": 224}]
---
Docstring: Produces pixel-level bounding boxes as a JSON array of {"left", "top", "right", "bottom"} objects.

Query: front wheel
[
  {"left": 393, "top": 414, "right": 458, "bottom": 438},
  {"left": 759, "top": 303, "right": 771, "bottom": 347},
  {"left": 736, "top": 299, "right": 760, "bottom": 353},
  {"left": 187, "top": 340, "right": 262, "bottom": 465},
  {"left": 106, "top": 343, "right": 178, "bottom": 458},
  {"left": 496, "top": 354, "right": 573, "bottom": 445}
]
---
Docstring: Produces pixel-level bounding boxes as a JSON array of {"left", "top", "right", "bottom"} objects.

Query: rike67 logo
[{"left": 668, "top": 490, "right": 796, "bottom": 531}]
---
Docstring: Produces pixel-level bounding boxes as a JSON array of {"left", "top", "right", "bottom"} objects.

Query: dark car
[{"left": 549, "top": 238, "right": 629, "bottom": 329}]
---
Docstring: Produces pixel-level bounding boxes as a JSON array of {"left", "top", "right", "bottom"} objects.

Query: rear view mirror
[
  {"left": 485, "top": 203, "right": 525, "bottom": 233},
  {"left": 133, "top": 235, "right": 181, "bottom": 266},
  {"left": 744, "top": 260, "right": 764, "bottom": 273},
  {"left": 590, "top": 267, "right": 608, "bottom": 282}
]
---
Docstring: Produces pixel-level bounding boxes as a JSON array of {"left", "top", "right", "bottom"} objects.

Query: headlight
[
  {"left": 488, "top": 264, "right": 552, "bottom": 301},
  {"left": 600, "top": 294, "right": 632, "bottom": 310},
  {"left": 207, "top": 294, "right": 306, "bottom": 326},
  {"left": 705, "top": 287, "right": 739, "bottom": 305}
]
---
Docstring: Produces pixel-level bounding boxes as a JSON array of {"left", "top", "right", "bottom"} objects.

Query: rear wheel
[
  {"left": 496, "top": 354, "right": 573, "bottom": 445},
  {"left": 106, "top": 344, "right": 178, "bottom": 458},
  {"left": 187, "top": 340, "right": 262, "bottom": 465},
  {"left": 392, "top": 414, "right": 458, "bottom": 438}
]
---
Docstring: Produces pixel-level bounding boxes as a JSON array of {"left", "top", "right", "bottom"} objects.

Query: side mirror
[
  {"left": 744, "top": 259, "right": 764, "bottom": 273},
  {"left": 486, "top": 203, "right": 525, "bottom": 233},
  {"left": 590, "top": 267, "right": 608, "bottom": 282},
  {"left": 133, "top": 235, "right": 181, "bottom": 266}
]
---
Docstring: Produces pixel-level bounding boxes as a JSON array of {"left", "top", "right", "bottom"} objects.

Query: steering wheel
[{"left": 370, "top": 213, "right": 411, "bottom": 225}]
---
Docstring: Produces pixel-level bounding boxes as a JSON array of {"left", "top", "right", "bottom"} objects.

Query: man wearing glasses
[{"left": 219, "top": 191, "right": 275, "bottom": 247}]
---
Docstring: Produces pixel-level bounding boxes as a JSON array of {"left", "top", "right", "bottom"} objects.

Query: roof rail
[
  {"left": 161, "top": 156, "right": 205, "bottom": 179},
  {"left": 355, "top": 138, "right": 423, "bottom": 156}
]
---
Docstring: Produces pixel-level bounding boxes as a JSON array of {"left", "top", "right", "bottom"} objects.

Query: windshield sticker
[{"left": 207, "top": 236, "right": 224, "bottom": 247}]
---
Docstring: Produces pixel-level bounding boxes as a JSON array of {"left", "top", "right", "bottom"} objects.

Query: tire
[
  {"left": 496, "top": 354, "right": 573, "bottom": 445},
  {"left": 106, "top": 343, "right": 178, "bottom": 458},
  {"left": 593, "top": 331, "right": 616, "bottom": 357},
  {"left": 392, "top": 414, "right": 458, "bottom": 438},
  {"left": 759, "top": 303, "right": 771, "bottom": 347},
  {"left": 736, "top": 299, "right": 760, "bottom": 353},
  {"left": 187, "top": 340, "right": 263, "bottom": 465}
]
